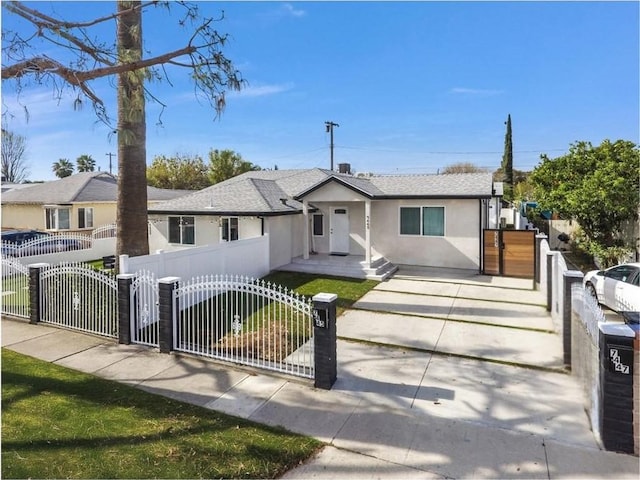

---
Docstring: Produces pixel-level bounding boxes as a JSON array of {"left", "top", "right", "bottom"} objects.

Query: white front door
[{"left": 330, "top": 207, "right": 350, "bottom": 255}]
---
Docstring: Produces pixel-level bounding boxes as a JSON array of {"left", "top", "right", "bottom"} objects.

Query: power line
[{"left": 335, "top": 145, "right": 566, "bottom": 155}]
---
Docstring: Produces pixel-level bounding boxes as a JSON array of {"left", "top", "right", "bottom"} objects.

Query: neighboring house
[
  {"left": 1, "top": 171, "right": 188, "bottom": 233},
  {"left": 148, "top": 168, "right": 502, "bottom": 273}
]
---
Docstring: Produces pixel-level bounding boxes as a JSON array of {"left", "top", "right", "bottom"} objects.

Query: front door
[{"left": 330, "top": 207, "right": 350, "bottom": 255}]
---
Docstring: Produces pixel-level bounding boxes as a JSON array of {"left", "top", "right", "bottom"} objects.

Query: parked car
[
  {"left": 1, "top": 229, "right": 50, "bottom": 245},
  {"left": 1, "top": 235, "right": 83, "bottom": 257},
  {"left": 583, "top": 263, "right": 640, "bottom": 319}
]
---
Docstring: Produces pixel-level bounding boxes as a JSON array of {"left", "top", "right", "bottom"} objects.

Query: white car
[{"left": 583, "top": 263, "right": 640, "bottom": 320}]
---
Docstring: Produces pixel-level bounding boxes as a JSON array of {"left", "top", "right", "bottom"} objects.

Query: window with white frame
[
  {"left": 168, "top": 216, "right": 195, "bottom": 245},
  {"left": 78, "top": 207, "right": 94, "bottom": 229},
  {"left": 399, "top": 206, "right": 445, "bottom": 237},
  {"left": 45, "top": 206, "right": 71, "bottom": 230},
  {"left": 312, "top": 213, "right": 324, "bottom": 236},
  {"left": 221, "top": 217, "right": 239, "bottom": 241}
]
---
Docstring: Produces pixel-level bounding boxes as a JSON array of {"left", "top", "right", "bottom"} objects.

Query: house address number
[
  {"left": 608, "top": 346, "right": 632, "bottom": 375},
  {"left": 313, "top": 309, "right": 327, "bottom": 329}
]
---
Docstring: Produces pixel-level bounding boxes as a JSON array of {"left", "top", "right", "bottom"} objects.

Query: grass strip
[
  {"left": 1, "top": 349, "right": 322, "bottom": 479},
  {"left": 263, "top": 271, "right": 378, "bottom": 316}
]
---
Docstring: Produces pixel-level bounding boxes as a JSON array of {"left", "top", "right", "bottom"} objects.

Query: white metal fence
[
  {"left": 130, "top": 270, "right": 159, "bottom": 347},
  {"left": 2, "top": 232, "right": 92, "bottom": 258},
  {"left": 39, "top": 262, "right": 118, "bottom": 338},
  {"left": 173, "top": 275, "right": 315, "bottom": 379},
  {"left": 1, "top": 257, "right": 30, "bottom": 319}
]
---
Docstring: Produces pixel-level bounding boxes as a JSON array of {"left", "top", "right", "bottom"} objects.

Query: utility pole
[
  {"left": 106, "top": 152, "right": 115, "bottom": 174},
  {"left": 325, "top": 121, "right": 339, "bottom": 170}
]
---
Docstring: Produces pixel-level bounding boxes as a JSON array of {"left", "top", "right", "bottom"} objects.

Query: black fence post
[
  {"left": 599, "top": 323, "right": 635, "bottom": 453},
  {"left": 313, "top": 293, "right": 338, "bottom": 390},
  {"left": 545, "top": 251, "right": 554, "bottom": 312},
  {"left": 158, "top": 276, "right": 180, "bottom": 354},
  {"left": 28, "top": 263, "right": 49, "bottom": 325},
  {"left": 562, "top": 270, "right": 583, "bottom": 368},
  {"left": 117, "top": 273, "right": 135, "bottom": 345}
]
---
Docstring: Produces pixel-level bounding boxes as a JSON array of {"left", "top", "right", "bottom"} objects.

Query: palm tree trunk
[{"left": 116, "top": 1, "right": 149, "bottom": 258}]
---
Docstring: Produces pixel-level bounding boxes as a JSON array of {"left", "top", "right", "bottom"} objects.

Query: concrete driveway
[{"left": 338, "top": 266, "right": 562, "bottom": 370}]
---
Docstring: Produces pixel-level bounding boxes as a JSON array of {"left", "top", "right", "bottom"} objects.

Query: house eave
[
  {"left": 147, "top": 209, "right": 305, "bottom": 217},
  {"left": 375, "top": 194, "right": 494, "bottom": 200}
]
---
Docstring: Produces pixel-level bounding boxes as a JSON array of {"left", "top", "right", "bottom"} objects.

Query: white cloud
[
  {"left": 450, "top": 87, "right": 504, "bottom": 96},
  {"left": 282, "top": 3, "right": 306, "bottom": 18},
  {"left": 229, "top": 82, "right": 295, "bottom": 98}
]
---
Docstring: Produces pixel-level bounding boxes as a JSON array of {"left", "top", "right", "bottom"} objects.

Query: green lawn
[
  {"left": 262, "top": 271, "right": 378, "bottom": 316},
  {"left": 1, "top": 349, "right": 322, "bottom": 479}
]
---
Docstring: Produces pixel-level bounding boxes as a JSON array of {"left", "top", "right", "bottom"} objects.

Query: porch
[{"left": 277, "top": 253, "right": 397, "bottom": 281}]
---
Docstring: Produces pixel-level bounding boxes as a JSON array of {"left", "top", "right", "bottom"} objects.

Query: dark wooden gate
[{"left": 483, "top": 229, "right": 535, "bottom": 278}]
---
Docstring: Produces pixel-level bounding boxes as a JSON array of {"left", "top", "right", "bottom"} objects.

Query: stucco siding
[
  {"left": 268, "top": 215, "right": 298, "bottom": 269},
  {"left": 371, "top": 199, "right": 481, "bottom": 269},
  {"left": 2, "top": 202, "right": 117, "bottom": 232}
]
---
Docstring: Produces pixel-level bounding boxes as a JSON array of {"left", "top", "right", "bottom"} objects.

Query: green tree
[
  {"left": 530, "top": 140, "right": 640, "bottom": 266},
  {"left": 441, "top": 162, "right": 486, "bottom": 174},
  {"left": 208, "top": 149, "right": 261, "bottom": 184},
  {"left": 76, "top": 154, "right": 96, "bottom": 172},
  {"left": 52, "top": 158, "right": 74, "bottom": 178},
  {"left": 501, "top": 114, "right": 514, "bottom": 201},
  {"left": 147, "top": 154, "right": 211, "bottom": 190},
  {"left": 1, "top": 129, "right": 29, "bottom": 182},
  {"left": 3, "top": 2, "right": 245, "bottom": 258}
]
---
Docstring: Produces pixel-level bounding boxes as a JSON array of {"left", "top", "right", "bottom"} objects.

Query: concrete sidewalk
[
  {"left": 2, "top": 266, "right": 638, "bottom": 478},
  {"left": 2, "top": 316, "right": 638, "bottom": 479}
]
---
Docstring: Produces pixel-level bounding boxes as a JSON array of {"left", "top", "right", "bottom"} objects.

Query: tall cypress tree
[{"left": 501, "top": 114, "right": 514, "bottom": 200}]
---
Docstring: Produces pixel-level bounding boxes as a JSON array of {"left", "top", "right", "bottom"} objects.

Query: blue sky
[{"left": 2, "top": 1, "right": 638, "bottom": 181}]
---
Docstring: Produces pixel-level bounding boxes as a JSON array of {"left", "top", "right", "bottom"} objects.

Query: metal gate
[
  {"left": 483, "top": 229, "right": 535, "bottom": 278},
  {"left": 173, "top": 275, "right": 315, "bottom": 379},
  {"left": 1, "top": 257, "right": 30, "bottom": 319},
  {"left": 131, "top": 270, "right": 159, "bottom": 347},
  {"left": 39, "top": 262, "right": 118, "bottom": 337}
]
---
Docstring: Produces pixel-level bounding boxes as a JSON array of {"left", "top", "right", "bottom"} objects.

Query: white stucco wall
[
  {"left": 371, "top": 198, "right": 482, "bottom": 270},
  {"left": 147, "top": 214, "right": 264, "bottom": 251},
  {"left": 266, "top": 214, "right": 305, "bottom": 269}
]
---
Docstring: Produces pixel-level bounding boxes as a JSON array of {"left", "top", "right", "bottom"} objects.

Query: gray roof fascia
[
  {"left": 294, "top": 175, "right": 375, "bottom": 200},
  {"left": 148, "top": 209, "right": 304, "bottom": 217},
  {"left": 373, "top": 193, "right": 494, "bottom": 200}
]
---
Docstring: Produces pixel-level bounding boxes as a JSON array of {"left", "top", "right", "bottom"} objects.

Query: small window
[
  {"left": 221, "top": 217, "right": 239, "bottom": 242},
  {"left": 168, "top": 216, "right": 195, "bottom": 245},
  {"left": 400, "top": 207, "right": 420, "bottom": 235},
  {"left": 45, "top": 206, "right": 71, "bottom": 230},
  {"left": 399, "top": 206, "right": 445, "bottom": 237},
  {"left": 78, "top": 207, "right": 94, "bottom": 229},
  {"left": 422, "top": 207, "right": 445, "bottom": 236},
  {"left": 313, "top": 214, "right": 324, "bottom": 236}
]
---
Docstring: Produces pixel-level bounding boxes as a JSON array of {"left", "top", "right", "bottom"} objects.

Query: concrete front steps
[{"left": 278, "top": 254, "right": 398, "bottom": 281}]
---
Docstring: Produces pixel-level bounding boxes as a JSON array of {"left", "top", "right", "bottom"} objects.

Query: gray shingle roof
[
  {"left": 1, "top": 172, "right": 189, "bottom": 204},
  {"left": 148, "top": 168, "right": 496, "bottom": 215}
]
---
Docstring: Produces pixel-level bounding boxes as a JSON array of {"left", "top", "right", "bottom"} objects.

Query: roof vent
[{"left": 280, "top": 198, "right": 288, "bottom": 206}]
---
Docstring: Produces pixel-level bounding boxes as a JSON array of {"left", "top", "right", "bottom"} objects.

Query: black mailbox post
[
  {"left": 599, "top": 323, "right": 635, "bottom": 453},
  {"left": 313, "top": 293, "right": 337, "bottom": 390}
]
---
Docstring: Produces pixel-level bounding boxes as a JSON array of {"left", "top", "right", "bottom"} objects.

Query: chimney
[{"left": 338, "top": 163, "right": 351, "bottom": 174}]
